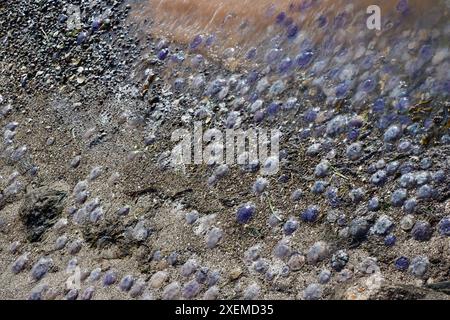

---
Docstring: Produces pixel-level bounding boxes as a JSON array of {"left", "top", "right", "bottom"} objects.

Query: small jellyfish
[
  {"left": 346, "top": 142, "right": 363, "bottom": 160},
  {"left": 252, "top": 259, "right": 269, "bottom": 273},
  {"left": 182, "top": 280, "right": 201, "bottom": 299},
  {"left": 129, "top": 279, "right": 146, "bottom": 298},
  {"left": 119, "top": 275, "right": 135, "bottom": 292},
  {"left": 203, "top": 286, "right": 219, "bottom": 300},
  {"left": 236, "top": 203, "right": 256, "bottom": 224},
  {"left": 331, "top": 250, "right": 349, "bottom": 272},
  {"left": 384, "top": 234, "right": 397, "bottom": 247},
  {"left": 286, "top": 24, "right": 299, "bottom": 39},
  {"left": 384, "top": 125, "right": 402, "bottom": 143},
  {"left": 12, "top": 253, "right": 29, "bottom": 274},
  {"left": 275, "top": 12, "right": 287, "bottom": 24},
  {"left": 157, "top": 48, "right": 169, "bottom": 60},
  {"left": 243, "top": 283, "right": 260, "bottom": 300},
  {"left": 372, "top": 215, "right": 394, "bottom": 236},
  {"left": 117, "top": 206, "right": 130, "bottom": 216},
  {"left": 181, "top": 259, "right": 198, "bottom": 277},
  {"left": 205, "top": 34, "right": 215, "bottom": 46},
  {"left": 368, "top": 197, "right": 380, "bottom": 211},
  {"left": 301, "top": 206, "right": 320, "bottom": 222},
  {"left": 318, "top": 269, "right": 331, "bottom": 284},
  {"left": 349, "top": 188, "right": 365, "bottom": 203},
  {"left": 206, "top": 227, "right": 223, "bottom": 249},
  {"left": 265, "top": 48, "right": 282, "bottom": 63},
  {"left": 162, "top": 282, "right": 181, "bottom": 300},
  {"left": 190, "top": 35, "right": 203, "bottom": 50},
  {"left": 303, "top": 283, "right": 323, "bottom": 300},
  {"left": 65, "top": 289, "right": 78, "bottom": 300},
  {"left": 409, "top": 256, "right": 429, "bottom": 278},
  {"left": 416, "top": 185, "right": 434, "bottom": 200},
  {"left": 283, "top": 218, "right": 299, "bottom": 236},
  {"left": 245, "top": 47, "right": 258, "bottom": 60},
  {"left": 31, "top": 257, "right": 53, "bottom": 281},
  {"left": 103, "top": 270, "right": 117, "bottom": 286},
  {"left": 76, "top": 31, "right": 88, "bottom": 45},
  {"left": 67, "top": 239, "right": 82, "bottom": 255},
  {"left": 317, "top": 15, "right": 327, "bottom": 28},
  {"left": 89, "top": 166, "right": 103, "bottom": 181},
  {"left": 438, "top": 217, "right": 450, "bottom": 236},
  {"left": 395, "top": 256, "right": 410, "bottom": 271},
  {"left": 191, "top": 54, "right": 204, "bottom": 67},
  {"left": 411, "top": 221, "right": 432, "bottom": 241},
  {"left": 173, "top": 78, "right": 185, "bottom": 91},
  {"left": 88, "top": 268, "right": 102, "bottom": 282},
  {"left": 361, "top": 77, "right": 377, "bottom": 93},
  {"left": 55, "top": 235, "right": 68, "bottom": 250},
  {"left": 296, "top": 50, "right": 314, "bottom": 68},
  {"left": 252, "top": 177, "right": 268, "bottom": 195},
  {"left": 80, "top": 287, "right": 95, "bottom": 300}
]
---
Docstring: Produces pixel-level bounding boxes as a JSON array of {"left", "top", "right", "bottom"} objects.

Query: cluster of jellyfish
[{"left": 142, "top": 0, "right": 449, "bottom": 130}]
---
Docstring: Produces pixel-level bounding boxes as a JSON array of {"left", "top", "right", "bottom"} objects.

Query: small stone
[
  {"left": 229, "top": 267, "right": 242, "bottom": 280},
  {"left": 288, "top": 253, "right": 305, "bottom": 271},
  {"left": 150, "top": 271, "right": 168, "bottom": 288}
]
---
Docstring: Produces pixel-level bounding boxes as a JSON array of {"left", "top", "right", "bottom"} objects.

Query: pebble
[{"left": 150, "top": 271, "right": 168, "bottom": 288}]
